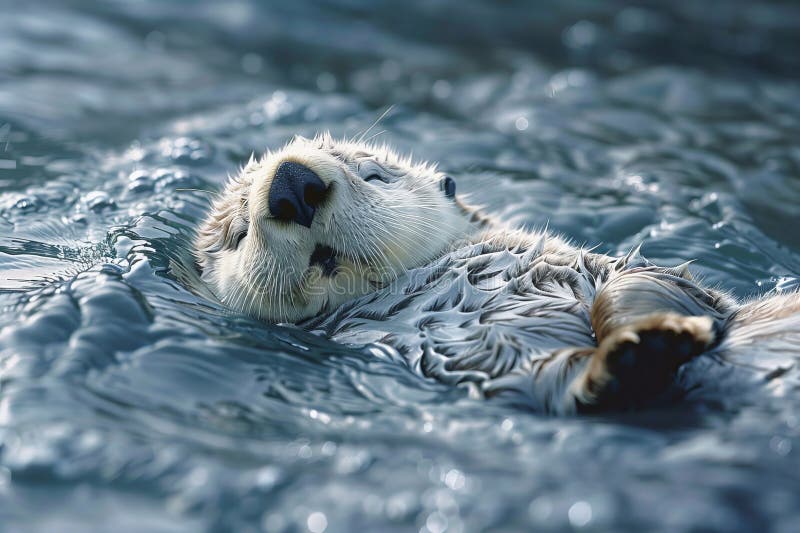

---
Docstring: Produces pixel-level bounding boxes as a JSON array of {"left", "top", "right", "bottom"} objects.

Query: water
[{"left": 1, "top": 1, "right": 800, "bottom": 531}]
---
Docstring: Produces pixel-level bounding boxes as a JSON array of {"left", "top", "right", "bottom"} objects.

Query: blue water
[{"left": 2, "top": 1, "right": 800, "bottom": 531}]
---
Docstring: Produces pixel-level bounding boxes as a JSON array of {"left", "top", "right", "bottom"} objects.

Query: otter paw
[{"left": 575, "top": 313, "right": 715, "bottom": 412}]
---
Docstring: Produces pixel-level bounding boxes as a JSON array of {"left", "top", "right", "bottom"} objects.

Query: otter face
[{"left": 194, "top": 133, "right": 474, "bottom": 322}]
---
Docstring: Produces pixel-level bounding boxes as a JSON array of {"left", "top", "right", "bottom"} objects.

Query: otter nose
[{"left": 268, "top": 162, "right": 327, "bottom": 228}]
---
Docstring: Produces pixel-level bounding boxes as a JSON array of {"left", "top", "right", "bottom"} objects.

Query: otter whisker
[
  {"left": 357, "top": 105, "right": 395, "bottom": 144},
  {"left": 176, "top": 188, "right": 219, "bottom": 196},
  {"left": 362, "top": 129, "right": 387, "bottom": 144}
]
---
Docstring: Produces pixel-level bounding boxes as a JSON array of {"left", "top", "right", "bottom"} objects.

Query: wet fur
[{"left": 196, "top": 135, "right": 800, "bottom": 414}]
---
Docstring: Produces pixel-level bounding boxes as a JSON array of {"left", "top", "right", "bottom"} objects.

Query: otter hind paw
[{"left": 576, "top": 313, "right": 715, "bottom": 412}]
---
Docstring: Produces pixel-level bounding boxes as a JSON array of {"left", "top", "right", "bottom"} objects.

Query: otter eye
[
  {"left": 441, "top": 176, "right": 456, "bottom": 199},
  {"left": 364, "top": 173, "right": 389, "bottom": 184},
  {"left": 234, "top": 230, "right": 247, "bottom": 248}
]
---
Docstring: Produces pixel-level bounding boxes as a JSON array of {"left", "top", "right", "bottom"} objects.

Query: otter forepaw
[{"left": 573, "top": 313, "right": 715, "bottom": 412}]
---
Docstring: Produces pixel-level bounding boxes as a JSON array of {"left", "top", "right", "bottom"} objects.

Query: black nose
[{"left": 268, "top": 161, "right": 328, "bottom": 228}]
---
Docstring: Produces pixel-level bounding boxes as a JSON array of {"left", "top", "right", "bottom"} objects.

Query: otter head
[{"left": 194, "top": 133, "right": 477, "bottom": 322}]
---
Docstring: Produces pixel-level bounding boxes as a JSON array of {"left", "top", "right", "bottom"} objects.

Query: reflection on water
[{"left": 1, "top": 1, "right": 800, "bottom": 531}]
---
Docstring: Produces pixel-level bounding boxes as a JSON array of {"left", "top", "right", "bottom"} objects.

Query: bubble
[{"left": 515, "top": 117, "right": 529, "bottom": 131}]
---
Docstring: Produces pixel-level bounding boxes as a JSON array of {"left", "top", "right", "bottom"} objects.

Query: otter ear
[{"left": 440, "top": 176, "right": 456, "bottom": 200}]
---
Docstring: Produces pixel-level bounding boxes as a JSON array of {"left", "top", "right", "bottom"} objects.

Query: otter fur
[{"left": 195, "top": 134, "right": 800, "bottom": 414}]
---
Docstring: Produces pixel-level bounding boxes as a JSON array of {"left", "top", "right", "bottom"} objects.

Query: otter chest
[{"left": 306, "top": 243, "right": 603, "bottom": 384}]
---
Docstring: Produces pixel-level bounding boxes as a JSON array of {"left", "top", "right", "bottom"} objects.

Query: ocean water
[{"left": 1, "top": 1, "right": 800, "bottom": 531}]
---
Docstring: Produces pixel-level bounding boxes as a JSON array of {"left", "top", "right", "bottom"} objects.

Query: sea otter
[{"left": 194, "top": 133, "right": 800, "bottom": 414}]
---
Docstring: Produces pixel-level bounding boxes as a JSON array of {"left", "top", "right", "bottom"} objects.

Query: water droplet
[
  {"left": 307, "top": 511, "right": 328, "bottom": 533},
  {"left": 84, "top": 191, "right": 115, "bottom": 212},
  {"left": 568, "top": 501, "right": 592, "bottom": 527},
  {"left": 255, "top": 466, "right": 280, "bottom": 489},
  {"left": 444, "top": 469, "right": 465, "bottom": 490}
]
